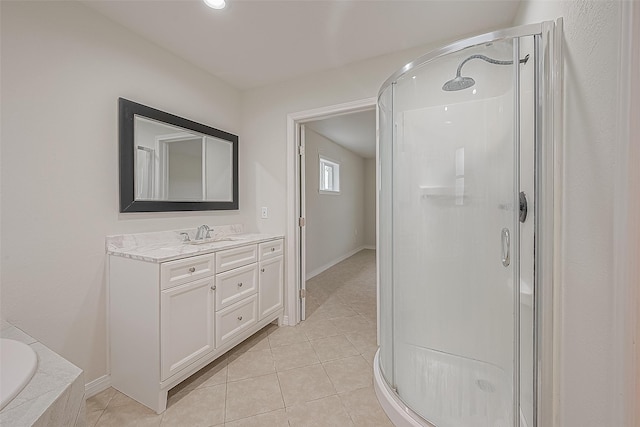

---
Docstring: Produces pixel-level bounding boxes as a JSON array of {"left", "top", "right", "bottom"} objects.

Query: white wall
[
  {"left": 514, "top": 1, "right": 627, "bottom": 426},
  {"left": 0, "top": 1, "right": 244, "bottom": 383},
  {"left": 363, "top": 158, "right": 376, "bottom": 248},
  {"left": 241, "top": 37, "right": 471, "bottom": 237},
  {"left": 304, "top": 128, "right": 364, "bottom": 277}
]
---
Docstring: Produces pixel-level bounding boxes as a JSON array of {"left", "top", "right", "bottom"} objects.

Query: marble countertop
[{"left": 106, "top": 226, "right": 284, "bottom": 263}]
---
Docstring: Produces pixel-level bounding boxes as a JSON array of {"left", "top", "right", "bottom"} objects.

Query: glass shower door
[{"left": 391, "top": 38, "right": 521, "bottom": 427}]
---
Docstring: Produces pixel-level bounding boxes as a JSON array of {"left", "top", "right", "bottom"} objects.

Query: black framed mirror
[{"left": 119, "top": 98, "right": 238, "bottom": 212}]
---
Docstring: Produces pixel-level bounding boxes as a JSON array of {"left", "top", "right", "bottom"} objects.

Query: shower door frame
[{"left": 376, "top": 20, "right": 561, "bottom": 427}]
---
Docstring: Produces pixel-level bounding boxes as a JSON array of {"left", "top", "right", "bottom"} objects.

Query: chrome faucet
[{"left": 195, "top": 225, "right": 212, "bottom": 240}]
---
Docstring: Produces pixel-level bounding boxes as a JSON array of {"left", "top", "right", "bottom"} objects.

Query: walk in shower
[{"left": 374, "top": 21, "right": 560, "bottom": 427}]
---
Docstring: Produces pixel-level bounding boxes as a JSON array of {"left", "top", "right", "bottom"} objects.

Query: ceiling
[
  {"left": 305, "top": 110, "right": 376, "bottom": 159},
  {"left": 82, "top": 0, "right": 522, "bottom": 91},
  {"left": 82, "top": 0, "right": 521, "bottom": 157}
]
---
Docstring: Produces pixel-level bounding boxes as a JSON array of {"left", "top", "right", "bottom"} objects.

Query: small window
[{"left": 319, "top": 156, "right": 340, "bottom": 194}]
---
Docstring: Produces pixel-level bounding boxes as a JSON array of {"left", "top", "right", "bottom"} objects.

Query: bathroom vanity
[{"left": 107, "top": 228, "right": 284, "bottom": 413}]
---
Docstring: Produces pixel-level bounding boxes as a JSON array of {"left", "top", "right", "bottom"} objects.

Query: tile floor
[{"left": 87, "top": 249, "right": 392, "bottom": 426}]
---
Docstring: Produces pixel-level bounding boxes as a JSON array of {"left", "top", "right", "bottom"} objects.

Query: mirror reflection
[
  {"left": 134, "top": 117, "right": 233, "bottom": 202},
  {"left": 119, "top": 98, "right": 238, "bottom": 213}
]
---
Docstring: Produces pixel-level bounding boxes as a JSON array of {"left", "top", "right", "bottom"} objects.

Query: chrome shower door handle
[{"left": 501, "top": 228, "right": 510, "bottom": 267}]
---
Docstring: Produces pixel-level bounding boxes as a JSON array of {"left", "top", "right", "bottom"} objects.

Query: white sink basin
[
  {"left": 187, "top": 236, "right": 245, "bottom": 245},
  {"left": 0, "top": 338, "right": 38, "bottom": 410}
]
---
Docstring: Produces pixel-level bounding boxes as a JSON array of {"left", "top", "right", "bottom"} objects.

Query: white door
[
  {"left": 160, "top": 277, "right": 214, "bottom": 380},
  {"left": 299, "top": 124, "right": 307, "bottom": 320}
]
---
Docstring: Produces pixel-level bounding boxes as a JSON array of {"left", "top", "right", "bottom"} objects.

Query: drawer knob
[
  {"left": 238, "top": 282, "right": 243, "bottom": 287},
  {"left": 237, "top": 316, "right": 243, "bottom": 321},
  {"left": 261, "top": 268, "right": 265, "bottom": 273},
  {"left": 188, "top": 267, "right": 196, "bottom": 273},
  {"left": 271, "top": 247, "right": 275, "bottom": 252}
]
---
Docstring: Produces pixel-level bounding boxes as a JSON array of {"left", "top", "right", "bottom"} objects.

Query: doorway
[{"left": 285, "top": 98, "right": 377, "bottom": 326}]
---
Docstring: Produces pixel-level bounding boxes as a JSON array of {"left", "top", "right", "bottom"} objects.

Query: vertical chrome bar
[
  {"left": 533, "top": 33, "right": 541, "bottom": 427},
  {"left": 390, "top": 81, "right": 397, "bottom": 390},
  {"left": 513, "top": 37, "right": 522, "bottom": 427},
  {"left": 536, "top": 19, "right": 561, "bottom": 427}
]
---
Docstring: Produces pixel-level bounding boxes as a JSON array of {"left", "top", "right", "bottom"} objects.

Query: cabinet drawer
[
  {"left": 258, "top": 239, "right": 283, "bottom": 261},
  {"left": 215, "top": 295, "right": 258, "bottom": 348},
  {"left": 161, "top": 253, "right": 215, "bottom": 290},
  {"left": 216, "top": 264, "right": 258, "bottom": 310},
  {"left": 216, "top": 245, "right": 257, "bottom": 273}
]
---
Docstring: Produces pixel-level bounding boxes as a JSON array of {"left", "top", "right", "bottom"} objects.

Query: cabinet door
[
  {"left": 258, "top": 256, "right": 283, "bottom": 320},
  {"left": 161, "top": 277, "right": 214, "bottom": 381}
]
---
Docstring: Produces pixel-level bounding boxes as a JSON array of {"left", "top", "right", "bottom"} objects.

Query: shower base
[
  {"left": 374, "top": 349, "right": 435, "bottom": 427},
  {"left": 373, "top": 349, "right": 529, "bottom": 427}
]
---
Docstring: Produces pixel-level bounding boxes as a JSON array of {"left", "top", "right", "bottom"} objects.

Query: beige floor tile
[
  {"left": 161, "top": 384, "right": 225, "bottom": 427},
  {"left": 224, "top": 408, "right": 288, "bottom": 427},
  {"left": 323, "top": 355, "right": 372, "bottom": 393},
  {"left": 316, "top": 302, "right": 357, "bottom": 319},
  {"left": 286, "top": 395, "right": 354, "bottom": 427},
  {"left": 302, "top": 306, "right": 333, "bottom": 322},
  {"left": 339, "top": 386, "right": 394, "bottom": 426},
  {"left": 348, "top": 298, "right": 376, "bottom": 313},
  {"left": 96, "top": 399, "right": 162, "bottom": 427},
  {"left": 331, "top": 315, "right": 373, "bottom": 335},
  {"left": 277, "top": 364, "right": 336, "bottom": 407},
  {"left": 351, "top": 301, "right": 376, "bottom": 317},
  {"left": 310, "top": 335, "right": 360, "bottom": 362},
  {"left": 106, "top": 390, "right": 144, "bottom": 408},
  {"left": 169, "top": 357, "right": 228, "bottom": 396},
  {"left": 362, "top": 348, "right": 377, "bottom": 366},
  {"left": 225, "top": 373, "right": 284, "bottom": 421},
  {"left": 86, "top": 388, "right": 116, "bottom": 413},
  {"left": 300, "top": 317, "right": 341, "bottom": 340},
  {"left": 86, "top": 409, "right": 104, "bottom": 427},
  {"left": 227, "top": 348, "right": 275, "bottom": 382},
  {"left": 229, "top": 328, "right": 271, "bottom": 355},
  {"left": 344, "top": 330, "right": 378, "bottom": 354},
  {"left": 271, "top": 341, "right": 320, "bottom": 372},
  {"left": 268, "top": 326, "right": 308, "bottom": 348}
]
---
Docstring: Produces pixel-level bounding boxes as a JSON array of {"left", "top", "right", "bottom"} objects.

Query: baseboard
[
  {"left": 362, "top": 245, "right": 376, "bottom": 250},
  {"left": 306, "top": 246, "right": 371, "bottom": 280},
  {"left": 85, "top": 374, "right": 111, "bottom": 399}
]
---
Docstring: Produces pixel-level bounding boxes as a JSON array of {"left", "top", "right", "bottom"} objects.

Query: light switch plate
[{"left": 261, "top": 207, "right": 268, "bottom": 219}]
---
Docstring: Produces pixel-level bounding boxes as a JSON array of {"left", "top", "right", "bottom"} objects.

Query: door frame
[{"left": 286, "top": 97, "right": 377, "bottom": 326}]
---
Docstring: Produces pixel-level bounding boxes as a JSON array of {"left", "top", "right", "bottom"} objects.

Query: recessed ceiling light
[{"left": 204, "top": 0, "right": 226, "bottom": 10}]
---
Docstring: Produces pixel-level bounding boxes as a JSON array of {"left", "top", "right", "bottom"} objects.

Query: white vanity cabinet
[{"left": 108, "top": 236, "right": 284, "bottom": 414}]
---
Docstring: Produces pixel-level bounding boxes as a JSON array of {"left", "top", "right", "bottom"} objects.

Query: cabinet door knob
[
  {"left": 211, "top": 285, "right": 216, "bottom": 291},
  {"left": 237, "top": 316, "right": 243, "bottom": 321},
  {"left": 238, "top": 282, "right": 243, "bottom": 287},
  {"left": 188, "top": 267, "right": 196, "bottom": 273},
  {"left": 261, "top": 268, "right": 265, "bottom": 273}
]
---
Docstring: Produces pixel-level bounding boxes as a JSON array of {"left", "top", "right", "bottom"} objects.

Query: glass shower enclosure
[{"left": 375, "top": 21, "right": 559, "bottom": 427}]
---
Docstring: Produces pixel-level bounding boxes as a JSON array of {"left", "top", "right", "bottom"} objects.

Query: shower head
[
  {"left": 442, "top": 75, "right": 476, "bottom": 91},
  {"left": 442, "top": 54, "right": 530, "bottom": 92}
]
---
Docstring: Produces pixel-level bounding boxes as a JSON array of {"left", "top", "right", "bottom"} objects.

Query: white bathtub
[{"left": 0, "top": 338, "right": 38, "bottom": 410}]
